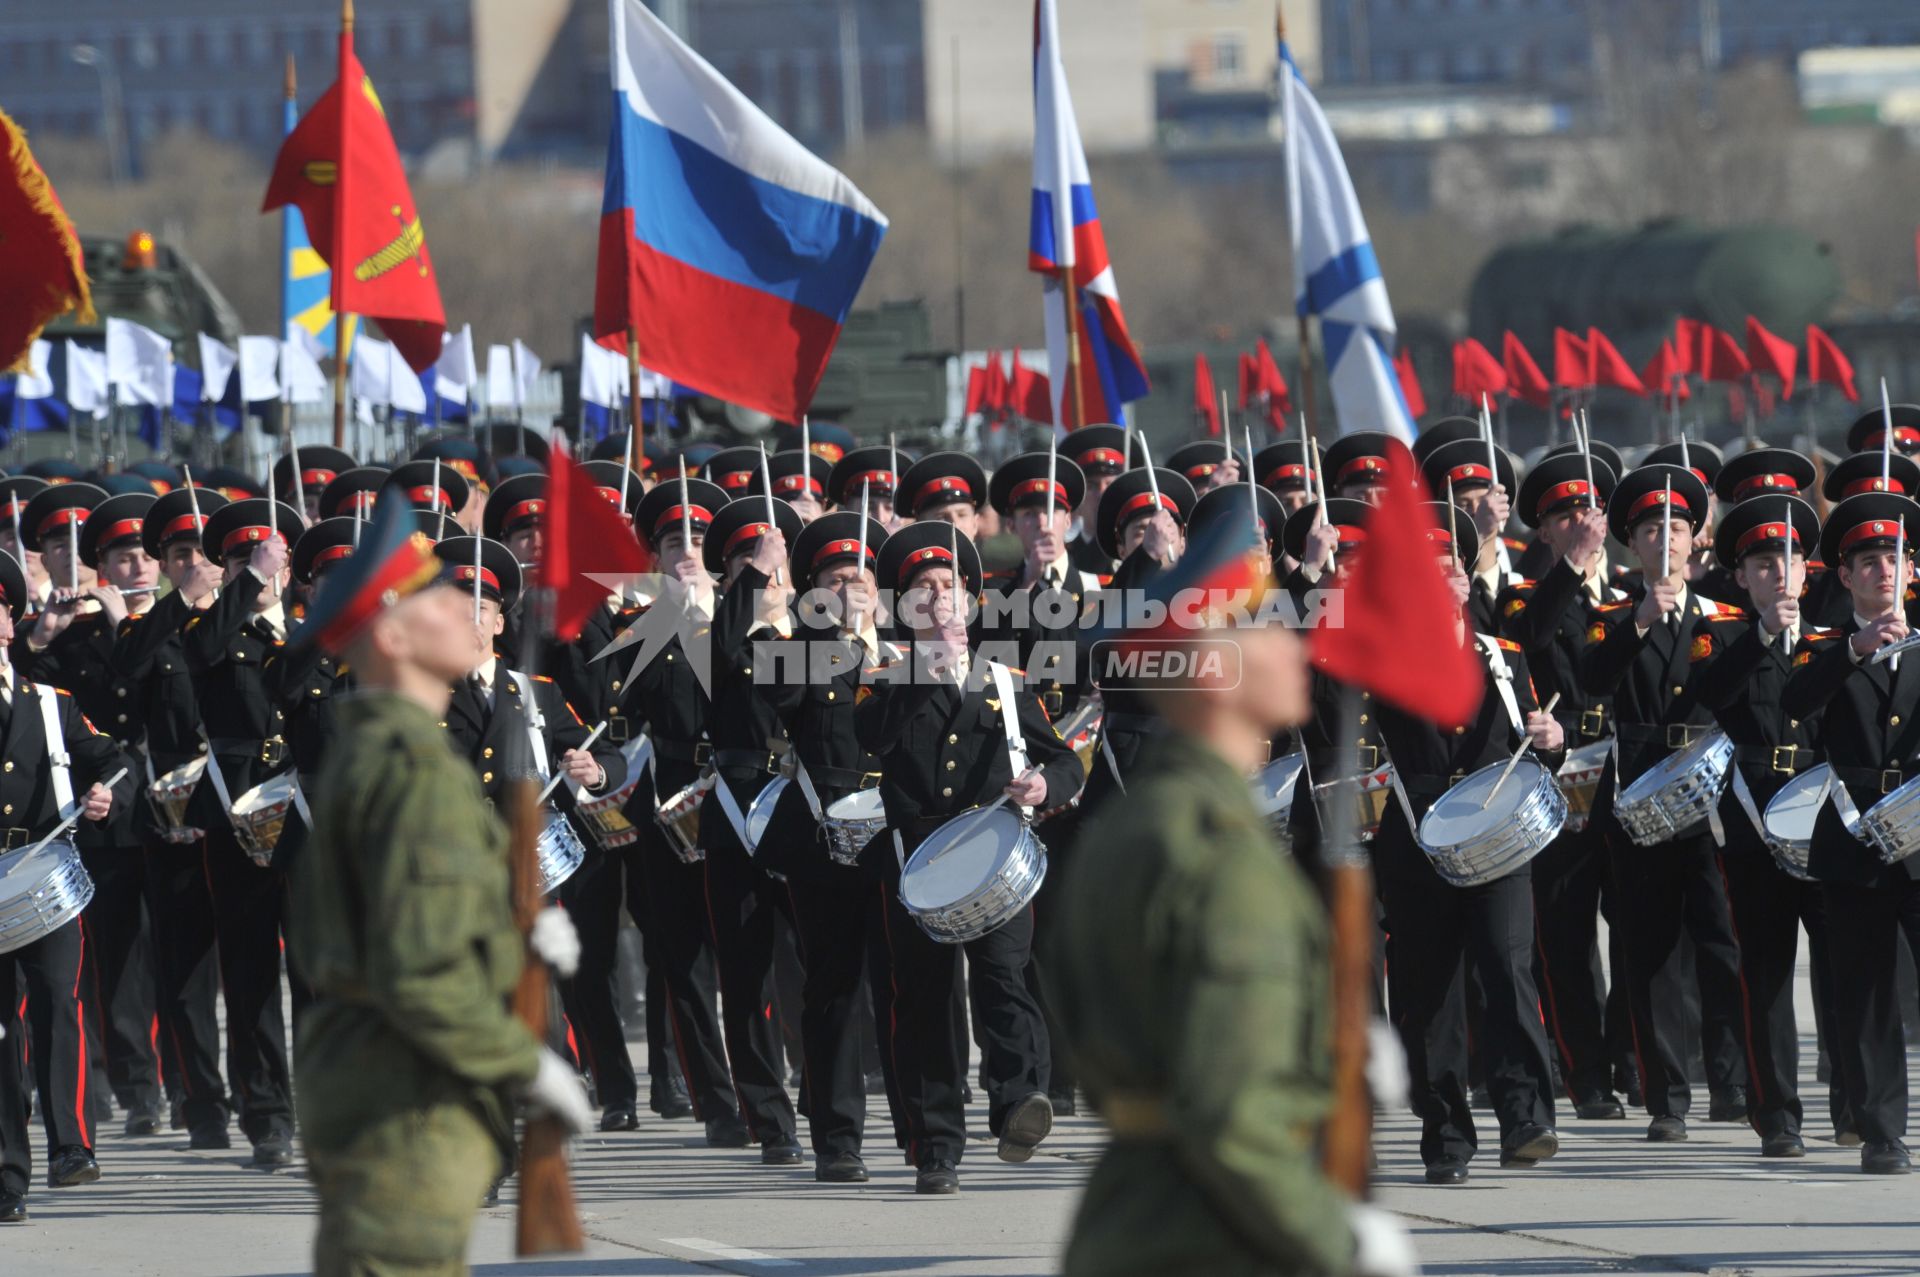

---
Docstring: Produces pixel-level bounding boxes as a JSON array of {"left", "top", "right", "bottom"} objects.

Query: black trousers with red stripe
[
  {"left": 142, "top": 841, "right": 227, "bottom": 1134},
  {"left": 700, "top": 773, "right": 798, "bottom": 1144},
  {"left": 630, "top": 829, "right": 735, "bottom": 1123},
  {"left": 78, "top": 844, "right": 162, "bottom": 1117},
  {"left": 202, "top": 829, "right": 292, "bottom": 1145},
  {"left": 868, "top": 875, "right": 1047, "bottom": 1167},
  {"left": 1531, "top": 823, "right": 1615, "bottom": 1103},
  {"left": 1, "top": 917, "right": 90, "bottom": 1196},
  {"left": 1715, "top": 809, "right": 1851, "bottom": 1141},
  {"left": 1819, "top": 874, "right": 1920, "bottom": 1147}
]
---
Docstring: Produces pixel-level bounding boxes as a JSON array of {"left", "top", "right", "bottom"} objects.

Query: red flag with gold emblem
[
  {"left": 0, "top": 111, "right": 94, "bottom": 372},
  {"left": 262, "top": 37, "right": 443, "bottom": 372}
]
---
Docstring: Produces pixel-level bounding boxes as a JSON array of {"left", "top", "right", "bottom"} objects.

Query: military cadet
[
  {"left": 1321, "top": 430, "right": 1393, "bottom": 504},
  {"left": 1517, "top": 440, "right": 1630, "bottom": 582},
  {"left": 828, "top": 445, "right": 900, "bottom": 529},
  {"left": 1579, "top": 462, "right": 1751, "bottom": 1142},
  {"left": 696, "top": 493, "right": 814, "bottom": 1164},
  {"left": 982, "top": 450, "right": 1101, "bottom": 708},
  {"left": 1643, "top": 441, "right": 1736, "bottom": 606},
  {"left": 285, "top": 496, "right": 592, "bottom": 1275},
  {"left": 1048, "top": 508, "right": 1413, "bottom": 1277},
  {"left": 745, "top": 508, "right": 898, "bottom": 1181},
  {"left": 182, "top": 494, "right": 308, "bottom": 1166},
  {"left": 613, "top": 479, "right": 753, "bottom": 1145},
  {"left": 1372, "top": 504, "right": 1565, "bottom": 1183},
  {"left": 701, "top": 444, "right": 765, "bottom": 500},
  {"left": 271, "top": 445, "right": 356, "bottom": 527},
  {"left": 1060, "top": 424, "right": 1129, "bottom": 581},
  {"left": 1781, "top": 490, "right": 1920, "bottom": 1174},
  {"left": 779, "top": 419, "right": 854, "bottom": 467},
  {"left": 898, "top": 452, "right": 987, "bottom": 538},
  {"left": 749, "top": 448, "right": 834, "bottom": 525},
  {"left": 111, "top": 486, "right": 230, "bottom": 1146},
  {"left": 315, "top": 466, "right": 389, "bottom": 523},
  {"left": 0, "top": 476, "right": 50, "bottom": 606},
  {"left": 1806, "top": 452, "right": 1920, "bottom": 628},
  {"left": 856, "top": 523, "right": 1083, "bottom": 1193},
  {"left": 1847, "top": 403, "right": 1920, "bottom": 456},
  {"left": 1252, "top": 439, "right": 1317, "bottom": 516},
  {"left": 412, "top": 437, "right": 489, "bottom": 533},
  {"left": 1164, "top": 439, "right": 1244, "bottom": 496},
  {"left": 1498, "top": 452, "right": 1629, "bottom": 1120},
  {"left": 1420, "top": 437, "right": 1520, "bottom": 636},
  {"left": 1691, "top": 491, "right": 1849, "bottom": 1157},
  {"left": 0, "top": 549, "right": 133, "bottom": 1220},
  {"left": 11, "top": 485, "right": 165, "bottom": 1136}
]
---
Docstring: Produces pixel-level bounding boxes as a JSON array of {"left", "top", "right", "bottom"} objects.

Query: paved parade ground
[{"left": 9, "top": 948, "right": 1913, "bottom": 1277}]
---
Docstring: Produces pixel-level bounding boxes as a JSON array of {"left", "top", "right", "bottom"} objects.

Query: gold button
[
  {"left": 115, "top": 687, "right": 126, "bottom": 698},
  {"left": 612, "top": 680, "right": 622, "bottom": 691},
  {"left": 666, "top": 653, "right": 675, "bottom": 662},
  {"left": 310, "top": 687, "right": 322, "bottom": 697},
  {"left": 3, "top": 804, "right": 10, "bottom": 815},
  {"left": 945, "top": 760, "right": 956, "bottom": 771},
  {"left": 1361, "top": 692, "right": 1371, "bottom": 701},
  {"left": 483, "top": 747, "right": 494, "bottom": 759},
  {"left": 116, "top": 713, "right": 127, "bottom": 723},
  {"left": 2, "top": 762, "right": 10, "bottom": 773},
  {"left": 1453, "top": 725, "right": 1466, "bottom": 736},
  {"left": 1358, "top": 713, "right": 1369, "bottom": 725},
  {"left": 941, "top": 786, "right": 953, "bottom": 798},
  {"left": 235, "top": 650, "right": 245, "bottom": 659},
  {"left": 1789, "top": 719, "right": 1798, "bottom": 729},
  {"left": 948, "top": 734, "right": 958, "bottom": 744},
  {"left": 1672, "top": 686, "right": 1684, "bottom": 696},
  {"left": 438, "top": 721, "right": 448, "bottom": 729},
  {"left": 743, "top": 667, "right": 751, "bottom": 676},
  {"left": 482, "top": 771, "right": 494, "bottom": 784},
  {"left": 827, "top": 690, "right": 836, "bottom": 701},
  {"left": 1895, "top": 716, "right": 1904, "bottom": 727}
]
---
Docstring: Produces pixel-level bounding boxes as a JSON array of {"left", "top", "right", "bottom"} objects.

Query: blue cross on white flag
[{"left": 1281, "top": 37, "right": 1415, "bottom": 442}]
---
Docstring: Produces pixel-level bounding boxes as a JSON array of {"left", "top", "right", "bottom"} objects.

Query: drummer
[
  {"left": 1498, "top": 452, "right": 1630, "bottom": 1121},
  {"left": 1692, "top": 491, "right": 1850, "bottom": 1157},
  {"left": 1061, "top": 424, "right": 1129, "bottom": 581},
  {"left": 1370, "top": 501, "right": 1564, "bottom": 1185},
  {"left": 743, "top": 505, "right": 896, "bottom": 1181},
  {"left": 182, "top": 494, "right": 308, "bottom": 1168},
  {"left": 696, "top": 493, "right": 811, "bottom": 1165},
  {"left": 608, "top": 478, "right": 753, "bottom": 1146},
  {"left": 898, "top": 452, "right": 987, "bottom": 539},
  {"left": 749, "top": 448, "right": 834, "bottom": 525},
  {"left": 270, "top": 445, "right": 356, "bottom": 527},
  {"left": 855, "top": 522, "right": 1083, "bottom": 1193},
  {"left": 827, "top": 446, "right": 901, "bottom": 533},
  {"left": 0, "top": 549, "right": 133, "bottom": 1221},
  {"left": 1419, "top": 438, "right": 1519, "bottom": 636},
  {"left": 1781, "top": 489, "right": 1920, "bottom": 1175},
  {"left": 0, "top": 476, "right": 50, "bottom": 608},
  {"left": 1579, "top": 462, "right": 1751, "bottom": 1143}
]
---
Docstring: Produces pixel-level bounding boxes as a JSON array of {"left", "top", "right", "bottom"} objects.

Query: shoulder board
[
  {"left": 1502, "top": 536, "right": 1528, "bottom": 552},
  {"left": 1802, "top": 630, "right": 1838, "bottom": 642},
  {"left": 1502, "top": 596, "right": 1528, "bottom": 618},
  {"left": 1598, "top": 601, "right": 1633, "bottom": 614},
  {"left": 54, "top": 687, "right": 72, "bottom": 697},
  {"left": 1494, "top": 637, "right": 1521, "bottom": 653},
  {"left": 531, "top": 673, "right": 554, "bottom": 684},
  {"left": 184, "top": 616, "right": 202, "bottom": 630},
  {"left": 1700, "top": 599, "right": 1747, "bottom": 619},
  {"left": 123, "top": 612, "right": 144, "bottom": 624}
]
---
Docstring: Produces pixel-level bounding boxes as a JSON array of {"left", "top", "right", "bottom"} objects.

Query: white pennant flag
[
  {"left": 280, "top": 328, "right": 330, "bottom": 406},
  {"left": 436, "top": 324, "right": 477, "bottom": 405},
  {"left": 17, "top": 340, "right": 55, "bottom": 400},
  {"left": 106, "top": 317, "right": 174, "bottom": 407},
  {"left": 238, "top": 336, "right": 283, "bottom": 403},
  {"left": 197, "top": 334, "right": 238, "bottom": 404},
  {"left": 512, "top": 339, "right": 542, "bottom": 407},
  {"left": 65, "top": 341, "right": 108, "bottom": 414},
  {"left": 485, "top": 343, "right": 515, "bottom": 411}
]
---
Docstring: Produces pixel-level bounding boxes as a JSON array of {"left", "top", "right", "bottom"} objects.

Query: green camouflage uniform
[
  {"left": 1050, "top": 730, "right": 1356, "bottom": 1277},
  {"left": 289, "top": 691, "right": 542, "bottom": 1276}
]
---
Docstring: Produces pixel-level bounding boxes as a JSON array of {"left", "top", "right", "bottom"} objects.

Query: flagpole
[
  {"left": 625, "top": 334, "right": 642, "bottom": 476},
  {"left": 1059, "top": 267, "right": 1087, "bottom": 431},
  {"left": 1277, "top": 8, "right": 1322, "bottom": 448},
  {"left": 330, "top": 0, "right": 353, "bottom": 451}
]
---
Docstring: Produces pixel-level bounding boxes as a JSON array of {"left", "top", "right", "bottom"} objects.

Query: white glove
[
  {"left": 1350, "top": 1203, "right": 1419, "bottom": 1277},
  {"left": 1366, "top": 1018, "right": 1410, "bottom": 1110},
  {"left": 529, "top": 905, "right": 581, "bottom": 978},
  {"left": 523, "top": 1047, "right": 593, "bottom": 1136}
]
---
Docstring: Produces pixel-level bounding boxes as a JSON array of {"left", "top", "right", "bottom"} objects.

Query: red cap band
[
  {"left": 1263, "top": 464, "right": 1308, "bottom": 487},
  {"left": 98, "top": 517, "right": 144, "bottom": 545},
  {"left": 1843, "top": 476, "right": 1906, "bottom": 498},
  {"left": 1010, "top": 477, "right": 1068, "bottom": 508},
  {"left": 407, "top": 485, "right": 454, "bottom": 510},
  {"left": 1184, "top": 463, "right": 1218, "bottom": 480},
  {"left": 1864, "top": 427, "right": 1920, "bottom": 449},
  {"left": 724, "top": 521, "right": 772, "bottom": 556},
  {"left": 1732, "top": 473, "right": 1801, "bottom": 500},
  {"left": 1075, "top": 446, "right": 1124, "bottom": 469},
  {"left": 312, "top": 543, "right": 356, "bottom": 569},
  {"left": 774, "top": 473, "right": 823, "bottom": 497},
  {"left": 0, "top": 499, "right": 26, "bottom": 523},
  {"left": 1331, "top": 525, "right": 1367, "bottom": 547},
  {"left": 915, "top": 476, "right": 971, "bottom": 508},
  {"left": 847, "top": 469, "right": 894, "bottom": 495},
  {"left": 1446, "top": 463, "right": 1493, "bottom": 486},
  {"left": 221, "top": 525, "right": 274, "bottom": 555},
  {"left": 1839, "top": 518, "right": 1908, "bottom": 555},
  {"left": 504, "top": 499, "right": 545, "bottom": 527},
  {"left": 1536, "top": 479, "right": 1593, "bottom": 517},
  {"left": 36, "top": 506, "right": 87, "bottom": 539},
  {"left": 1337, "top": 455, "right": 1387, "bottom": 483},
  {"left": 652, "top": 504, "right": 713, "bottom": 538},
  {"left": 301, "top": 468, "right": 338, "bottom": 488},
  {"left": 1628, "top": 488, "right": 1691, "bottom": 521},
  {"left": 595, "top": 486, "right": 625, "bottom": 508},
  {"left": 1118, "top": 491, "right": 1179, "bottom": 523},
  {"left": 811, "top": 537, "right": 875, "bottom": 568},
  {"left": 161, "top": 513, "right": 206, "bottom": 541},
  {"left": 716, "top": 471, "right": 754, "bottom": 490},
  {"left": 899, "top": 544, "right": 955, "bottom": 585},
  {"left": 1735, "top": 521, "right": 1800, "bottom": 556},
  {"left": 455, "top": 565, "right": 502, "bottom": 593}
]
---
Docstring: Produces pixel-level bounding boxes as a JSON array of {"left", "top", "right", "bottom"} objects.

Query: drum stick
[
  {"left": 430, "top": 457, "right": 443, "bottom": 517},
  {"left": 289, "top": 440, "right": 307, "bottom": 521},
  {"left": 678, "top": 456, "right": 692, "bottom": 552},
  {"left": 1480, "top": 393, "right": 1497, "bottom": 486},
  {"left": 9, "top": 499, "right": 21, "bottom": 573},
  {"left": 854, "top": 479, "right": 870, "bottom": 633},
  {"left": 889, "top": 432, "right": 898, "bottom": 506},
  {"left": 1679, "top": 433, "right": 1690, "bottom": 478},
  {"left": 267, "top": 463, "right": 277, "bottom": 544},
  {"left": 1047, "top": 432, "right": 1058, "bottom": 531},
  {"left": 617, "top": 445, "right": 633, "bottom": 526},
  {"left": 67, "top": 514, "right": 78, "bottom": 593},
  {"left": 1446, "top": 477, "right": 1461, "bottom": 570},
  {"left": 537, "top": 722, "right": 607, "bottom": 806},
  {"left": 1245, "top": 424, "right": 1259, "bottom": 533},
  {"left": 22, "top": 766, "right": 131, "bottom": 858},
  {"left": 801, "top": 415, "right": 810, "bottom": 484},
  {"left": 473, "top": 531, "right": 484, "bottom": 629},
  {"left": 1481, "top": 693, "right": 1559, "bottom": 811},
  {"left": 1577, "top": 411, "right": 1596, "bottom": 502},
  {"left": 1882, "top": 378, "right": 1895, "bottom": 489},
  {"left": 758, "top": 443, "right": 783, "bottom": 587},
  {"left": 925, "top": 791, "right": 1012, "bottom": 865},
  {"left": 1661, "top": 476, "right": 1673, "bottom": 583},
  {"left": 1137, "top": 435, "right": 1161, "bottom": 507}
]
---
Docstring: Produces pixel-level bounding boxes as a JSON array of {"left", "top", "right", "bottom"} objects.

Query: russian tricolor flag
[
  {"left": 594, "top": 0, "right": 888, "bottom": 424},
  {"left": 1029, "top": 0, "right": 1149, "bottom": 429}
]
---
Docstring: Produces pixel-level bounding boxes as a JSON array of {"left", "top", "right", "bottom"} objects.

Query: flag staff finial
[
  {"left": 1276, "top": 4, "right": 1286, "bottom": 42},
  {"left": 284, "top": 52, "right": 296, "bottom": 100},
  {"left": 342, "top": 0, "right": 355, "bottom": 34}
]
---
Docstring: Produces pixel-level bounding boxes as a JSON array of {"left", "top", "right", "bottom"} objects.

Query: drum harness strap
[
  {"left": 894, "top": 664, "right": 1030, "bottom": 875},
  {"left": 197, "top": 725, "right": 311, "bottom": 834},
  {"left": 1731, "top": 764, "right": 1827, "bottom": 846},
  {"left": 1384, "top": 637, "right": 1525, "bottom": 834},
  {"left": 34, "top": 684, "right": 75, "bottom": 821}
]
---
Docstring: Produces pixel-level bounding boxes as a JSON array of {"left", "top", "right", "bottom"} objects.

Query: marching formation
[{"left": 0, "top": 404, "right": 1916, "bottom": 1276}]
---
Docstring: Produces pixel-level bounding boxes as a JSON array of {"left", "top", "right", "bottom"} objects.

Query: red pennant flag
[
  {"left": 0, "top": 111, "right": 94, "bottom": 372},
  {"left": 1804, "top": 324, "right": 1859, "bottom": 402},
  {"left": 1502, "top": 331, "right": 1551, "bottom": 409},
  {"left": 1451, "top": 337, "right": 1507, "bottom": 403},
  {"left": 1311, "top": 440, "right": 1483, "bottom": 728},
  {"left": 983, "top": 348, "right": 1008, "bottom": 414},
  {"left": 1193, "top": 354, "right": 1222, "bottom": 437},
  {"left": 1256, "top": 338, "right": 1294, "bottom": 420},
  {"left": 542, "top": 446, "right": 652, "bottom": 642},
  {"left": 1237, "top": 351, "right": 1258, "bottom": 409},
  {"left": 1393, "top": 346, "right": 1427, "bottom": 419},
  {"left": 1673, "top": 317, "right": 1703, "bottom": 375},
  {"left": 1698, "top": 325, "right": 1751, "bottom": 384},
  {"left": 1640, "top": 339, "right": 1689, "bottom": 404},
  {"left": 1009, "top": 348, "right": 1053, "bottom": 424},
  {"left": 1552, "top": 328, "right": 1591, "bottom": 389},
  {"left": 1744, "top": 316, "right": 1798, "bottom": 401},
  {"left": 263, "top": 35, "right": 445, "bottom": 372},
  {"left": 964, "top": 363, "right": 989, "bottom": 417},
  {"left": 1586, "top": 328, "right": 1645, "bottom": 395}
]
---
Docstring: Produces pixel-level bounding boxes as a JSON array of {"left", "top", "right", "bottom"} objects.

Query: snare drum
[
  {"left": 1053, "top": 701, "right": 1103, "bottom": 778},
  {"left": 230, "top": 774, "right": 305, "bottom": 868},
  {"left": 149, "top": 757, "right": 207, "bottom": 844},
  {"left": 1761, "top": 765, "right": 1834, "bottom": 882},
  {"left": 1555, "top": 741, "right": 1610, "bottom": 834},
  {"left": 1859, "top": 771, "right": 1920, "bottom": 866},
  {"left": 1417, "top": 758, "right": 1568, "bottom": 887},
  {"left": 1614, "top": 730, "right": 1733, "bottom": 847},
  {"left": 655, "top": 775, "right": 713, "bottom": 863},
  {"left": 823, "top": 788, "right": 888, "bottom": 867},
  {"left": 899, "top": 807, "right": 1047, "bottom": 944},
  {"left": 1309, "top": 764, "right": 1396, "bottom": 842},
  {"left": 1250, "top": 752, "right": 1306, "bottom": 854},
  {"left": 0, "top": 838, "right": 94, "bottom": 955},
  {"left": 576, "top": 735, "right": 653, "bottom": 850},
  {"left": 746, "top": 776, "right": 789, "bottom": 861},
  {"left": 536, "top": 814, "right": 588, "bottom": 895}
]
